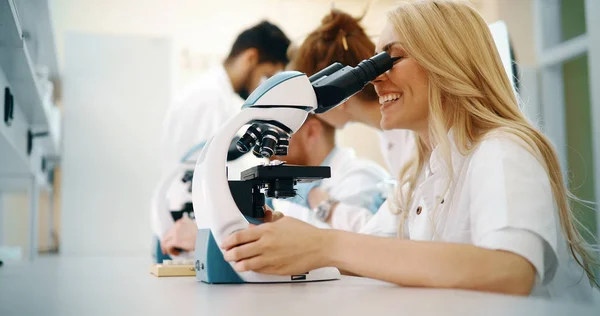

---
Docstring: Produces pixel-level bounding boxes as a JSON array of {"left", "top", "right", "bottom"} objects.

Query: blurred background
[{"left": 0, "top": 0, "right": 598, "bottom": 260}]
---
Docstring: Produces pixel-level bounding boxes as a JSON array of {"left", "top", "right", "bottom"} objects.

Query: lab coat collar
[
  {"left": 417, "top": 129, "right": 470, "bottom": 217},
  {"left": 213, "top": 65, "right": 236, "bottom": 98},
  {"left": 427, "top": 129, "right": 469, "bottom": 178},
  {"left": 211, "top": 64, "right": 244, "bottom": 113},
  {"left": 320, "top": 147, "right": 340, "bottom": 167}
]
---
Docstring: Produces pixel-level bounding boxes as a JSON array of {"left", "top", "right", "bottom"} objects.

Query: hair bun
[
  {"left": 319, "top": 9, "right": 367, "bottom": 42},
  {"left": 291, "top": 9, "right": 377, "bottom": 103}
]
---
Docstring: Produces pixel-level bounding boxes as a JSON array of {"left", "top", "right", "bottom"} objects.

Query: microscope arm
[{"left": 192, "top": 106, "right": 309, "bottom": 246}]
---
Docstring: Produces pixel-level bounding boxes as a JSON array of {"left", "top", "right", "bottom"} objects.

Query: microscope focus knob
[{"left": 274, "top": 137, "right": 289, "bottom": 156}]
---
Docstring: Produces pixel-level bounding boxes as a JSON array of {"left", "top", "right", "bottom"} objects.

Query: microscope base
[
  {"left": 195, "top": 229, "right": 244, "bottom": 283},
  {"left": 194, "top": 229, "right": 340, "bottom": 284}
]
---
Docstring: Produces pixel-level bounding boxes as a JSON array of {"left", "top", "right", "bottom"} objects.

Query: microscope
[{"left": 192, "top": 52, "right": 397, "bottom": 283}]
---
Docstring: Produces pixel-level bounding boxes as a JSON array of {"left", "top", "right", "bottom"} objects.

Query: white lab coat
[
  {"left": 274, "top": 147, "right": 391, "bottom": 232},
  {"left": 378, "top": 129, "right": 415, "bottom": 177},
  {"left": 151, "top": 65, "right": 249, "bottom": 239},
  {"left": 361, "top": 130, "right": 597, "bottom": 302}
]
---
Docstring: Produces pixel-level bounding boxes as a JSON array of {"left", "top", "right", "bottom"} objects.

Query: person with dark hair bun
[
  {"left": 288, "top": 9, "right": 415, "bottom": 215},
  {"left": 291, "top": 9, "right": 380, "bottom": 128},
  {"left": 259, "top": 9, "right": 398, "bottom": 233},
  {"left": 291, "top": 9, "right": 414, "bottom": 176}
]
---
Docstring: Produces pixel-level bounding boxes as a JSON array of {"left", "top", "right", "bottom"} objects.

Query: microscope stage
[{"left": 241, "top": 164, "right": 330, "bottom": 183}]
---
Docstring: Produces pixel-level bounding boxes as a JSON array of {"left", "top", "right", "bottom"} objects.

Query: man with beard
[{"left": 152, "top": 21, "right": 290, "bottom": 260}]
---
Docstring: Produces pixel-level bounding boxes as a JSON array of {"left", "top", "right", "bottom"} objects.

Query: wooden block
[{"left": 150, "top": 263, "right": 196, "bottom": 277}]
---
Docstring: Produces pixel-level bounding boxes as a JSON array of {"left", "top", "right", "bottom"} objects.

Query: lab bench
[
  {"left": 0, "top": 0, "right": 61, "bottom": 260},
  {"left": 0, "top": 256, "right": 598, "bottom": 315}
]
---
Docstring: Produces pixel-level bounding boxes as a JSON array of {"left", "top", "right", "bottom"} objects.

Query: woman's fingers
[
  {"left": 167, "top": 247, "right": 181, "bottom": 256},
  {"left": 263, "top": 209, "right": 273, "bottom": 223},
  {"left": 223, "top": 241, "right": 263, "bottom": 262},
  {"left": 233, "top": 256, "right": 270, "bottom": 272},
  {"left": 271, "top": 211, "right": 284, "bottom": 221},
  {"left": 221, "top": 226, "right": 263, "bottom": 250},
  {"left": 263, "top": 208, "right": 284, "bottom": 223},
  {"left": 161, "top": 234, "right": 173, "bottom": 255},
  {"left": 161, "top": 236, "right": 181, "bottom": 256}
]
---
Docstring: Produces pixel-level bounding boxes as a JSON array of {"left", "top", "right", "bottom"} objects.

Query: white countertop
[{"left": 0, "top": 256, "right": 598, "bottom": 316}]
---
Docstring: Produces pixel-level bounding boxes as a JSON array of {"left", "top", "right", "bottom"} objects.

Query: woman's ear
[
  {"left": 304, "top": 119, "right": 323, "bottom": 145},
  {"left": 290, "top": 123, "right": 309, "bottom": 147}
]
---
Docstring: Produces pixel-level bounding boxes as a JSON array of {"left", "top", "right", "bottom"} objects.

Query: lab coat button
[
  {"left": 416, "top": 206, "right": 422, "bottom": 215},
  {"left": 435, "top": 195, "right": 444, "bottom": 204}
]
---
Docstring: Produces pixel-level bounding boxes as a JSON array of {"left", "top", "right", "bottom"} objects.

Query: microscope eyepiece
[
  {"left": 354, "top": 52, "right": 395, "bottom": 83},
  {"left": 312, "top": 51, "right": 396, "bottom": 114}
]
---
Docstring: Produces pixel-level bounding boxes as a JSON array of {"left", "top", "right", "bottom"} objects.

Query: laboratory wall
[{"left": 60, "top": 33, "right": 172, "bottom": 255}]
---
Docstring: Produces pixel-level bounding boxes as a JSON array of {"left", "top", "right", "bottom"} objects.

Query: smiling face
[{"left": 372, "top": 22, "right": 430, "bottom": 134}]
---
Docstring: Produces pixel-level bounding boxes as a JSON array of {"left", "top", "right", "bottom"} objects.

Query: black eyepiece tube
[
  {"left": 312, "top": 52, "right": 395, "bottom": 114},
  {"left": 308, "top": 62, "right": 344, "bottom": 83},
  {"left": 359, "top": 52, "right": 395, "bottom": 81}
]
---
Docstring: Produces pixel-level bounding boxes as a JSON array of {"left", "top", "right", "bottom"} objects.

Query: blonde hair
[{"left": 389, "top": 0, "right": 599, "bottom": 287}]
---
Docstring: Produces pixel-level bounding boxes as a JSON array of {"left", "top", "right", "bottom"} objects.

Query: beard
[
  {"left": 236, "top": 66, "right": 257, "bottom": 100},
  {"left": 237, "top": 87, "right": 250, "bottom": 100}
]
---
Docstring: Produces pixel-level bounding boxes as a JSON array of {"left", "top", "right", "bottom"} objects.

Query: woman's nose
[
  {"left": 372, "top": 71, "right": 388, "bottom": 84},
  {"left": 372, "top": 73, "right": 388, "bottom": 89}
]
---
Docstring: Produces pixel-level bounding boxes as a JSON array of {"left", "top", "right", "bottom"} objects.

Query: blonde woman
[{"left": 220, "top": 0, "right": 599, "bottom": 300}]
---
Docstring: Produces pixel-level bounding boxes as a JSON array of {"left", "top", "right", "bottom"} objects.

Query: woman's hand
[
  {"left": 161, "top": 214, "right": 197, "bottom": 255},
  {"left": 261, "top": 206, "right": 284, "bottom": 223},
  {"left": 221, "top": 216, "right": 331, "bottom": 275}
]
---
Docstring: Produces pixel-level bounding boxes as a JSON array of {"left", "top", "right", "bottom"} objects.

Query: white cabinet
[{"left": 0, "top": 0, "right": 61, "bottom": 260}]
